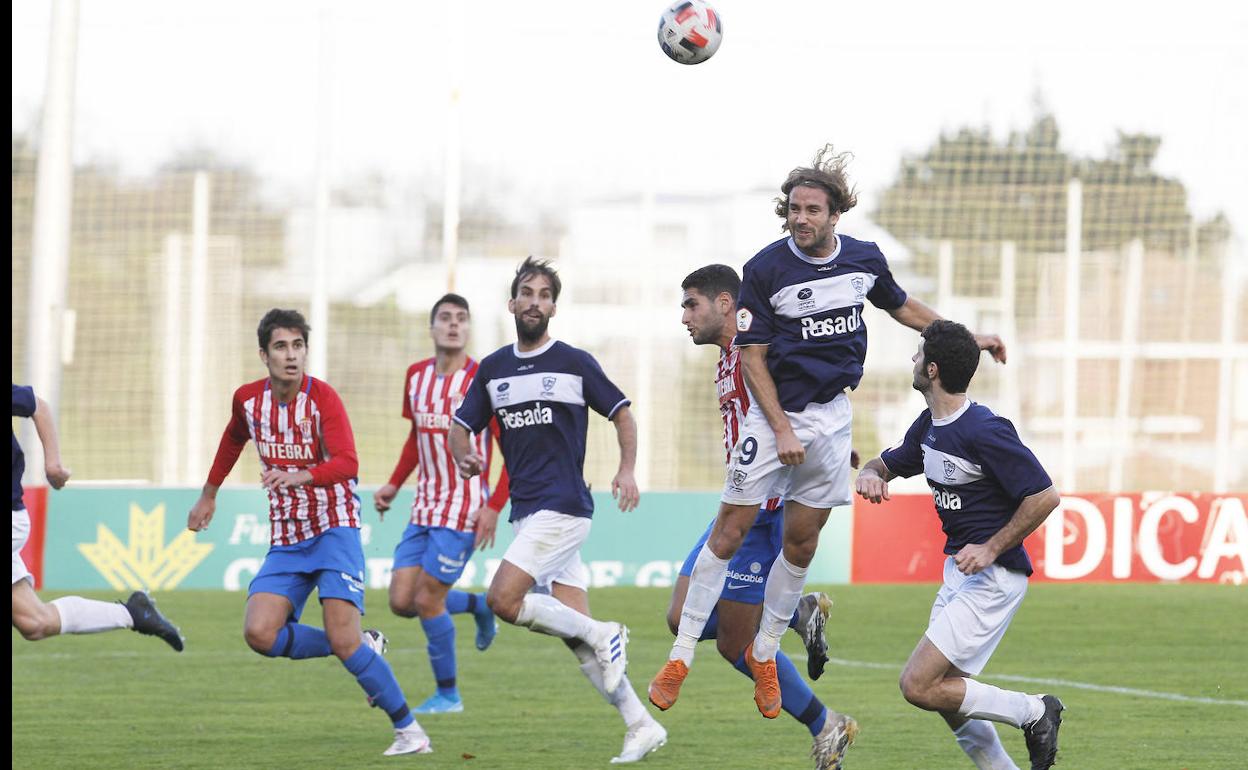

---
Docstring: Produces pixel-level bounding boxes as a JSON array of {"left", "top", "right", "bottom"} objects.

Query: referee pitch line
[{"left": 796, "top": 655, "right": 1248, "bottom": 708}]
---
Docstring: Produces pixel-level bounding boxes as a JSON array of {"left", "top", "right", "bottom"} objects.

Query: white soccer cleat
[
  {"left": 594, "top": 622, "right": 629, "bottom": 694},
  {"left": 383, "top": 723, "right": 433, "bottom": 756},
  {"left": 362, "top": 628, "right": 389, "bottom": 656},
  {"left": 610, "top": 717, "right": 667, "bottom": 764},
  {"left": 811, "top": 711, "right": 859, "bottom": 770}
]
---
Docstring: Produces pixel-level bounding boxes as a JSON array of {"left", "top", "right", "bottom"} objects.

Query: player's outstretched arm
[
  {"left": 855, "top": 457, "right": 894, "bottom": 504},
  {"left": 953, "top": 485, "right": 1060, "bottom": 575},
  {"left": 609, "top": 405, "right": 639, "bottom": 512},
  {"left": 449, "top": 423, "right": 484, "bottom": 478},
  {"left": 739, "top": 344, "right": 804, "bottom": 466},
  {"left": 887, "top": 297, "right": 1008, "bottom": 364},
  {"left": 31, "top": 396, "right": 71, "bottom": 489}
]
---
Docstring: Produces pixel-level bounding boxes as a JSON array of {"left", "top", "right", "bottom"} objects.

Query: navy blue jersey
[
  {"left": 734, "top": 235, "right": 908, "bottom": 411},
  {"left": 12, "top": 384, "right": 37, "bottom": 510},
  {"left": 880, "top": 400, "right": 1052, "bottom": 575},
  {"left": 454, "top": 340, "right": 629, "bottom": 522}
]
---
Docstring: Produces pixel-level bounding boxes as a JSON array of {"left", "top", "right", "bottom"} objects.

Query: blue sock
[
  {"left": 265, "top": 622, "right": 332, "bottom": 659},
  {"left": 699, "top": 606, "right": 720, "bottom": 641},
  {"left": 343, "top": 644, "right": 414, "bottom": 729},
  {"left": 445, "top": 590, "right": 485, "bottom": 616},
  {"left": 420, "top": 613, "right": 458, "bottom": 698},
  {"left": 789, "top": 605, "right": 802, "bottom": 631},
  {"left": 733, "top": 650, "right": 827, "bottom": 736}
]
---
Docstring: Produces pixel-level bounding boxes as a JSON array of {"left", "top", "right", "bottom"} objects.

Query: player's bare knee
[
  {"left": 715, "top": 635, "right": 744, "bottom": 664},
  {"left": 244, "top": 623, "right": 279, "bottom": 655},
  {"left": 388, "top": 589, "right": 418, "bottom": 618},
  {"left": 898, "top": 670, "right": 935, "bottom": 710},
  {"left": 412, "top": 590, "right": 444, "bottom": 619},
  {"left": 486, "top": 588, "right": 520, "bottom": 625}
]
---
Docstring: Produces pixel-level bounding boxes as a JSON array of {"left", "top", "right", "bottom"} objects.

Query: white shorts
[
  {"left": 925, "top": 556, "right": 1028, "bottom": 676},
  {"left": 503, "top": 510, "right": 592, "bottom": 592},
  {"left": 721, "top": 393, "right": 853, "bottom": 509},
  {"left": 13, "top": 508, "right": 33, "bottom": 586}
]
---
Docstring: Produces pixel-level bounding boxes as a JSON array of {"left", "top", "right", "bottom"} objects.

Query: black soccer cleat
[
  {"left": 1022, "top": 694, "right": 1064, "bottom": 769},
  {"left": 795, "top": 592, "right": 833, "bottom": 680},
  {"left": 123, "top": 590, "right": 185, "bottom": 652}
]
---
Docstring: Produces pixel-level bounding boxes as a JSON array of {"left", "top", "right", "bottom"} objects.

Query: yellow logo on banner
[{"left": 78, "top": 503, "right": 213, "bottom": 591}]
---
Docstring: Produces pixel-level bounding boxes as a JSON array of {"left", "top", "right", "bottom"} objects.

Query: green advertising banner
[{"left": 40, "top": 487, "right": 851, "bottom": 591}]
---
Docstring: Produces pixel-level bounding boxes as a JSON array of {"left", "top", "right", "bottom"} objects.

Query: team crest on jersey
[
  {"left": 298, "top": 418, "right": 313, "bottom": 435},
  {"left": 851, "top": 276, "right": 865, "bottom": 300},
  {"left": 541, "top": 376, "right": 557, "bottom": 396},
  {"left": 942, "top": 458, "right": 956, "bottom": 481},
  {"left": 736, "top": 308, "right": 753, "bottom": 332}
]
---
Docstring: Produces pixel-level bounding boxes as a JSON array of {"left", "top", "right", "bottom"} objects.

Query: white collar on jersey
[
  {"left": 786, "top": 234, "right": 842, "bottom": 265},
  {"left": 513, "top": 337, "right": 558, "bottom": 359},
  {"left": 931, "top": 397, "right": 973, "bottom": 426}
]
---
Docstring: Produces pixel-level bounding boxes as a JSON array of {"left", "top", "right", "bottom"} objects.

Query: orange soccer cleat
[
  {"left": 647, "top": 659, "right": 690, "bottom": 711},
  {"left": 745, "top": 648, "right": 782, "bottom": 718}
]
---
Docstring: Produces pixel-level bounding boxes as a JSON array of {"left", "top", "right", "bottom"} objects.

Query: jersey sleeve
[
  {"left": 386, "top": 424, "right": 420, "bottom": 488},
  {"left": 400, "top": 366, "right": 415, "bottom": 420},
  {"left": 879, "top": 413, "right": 927, "bottom": 478},
  {"left": 12, "top": 384, "right": 36, "bottom": 418},
  {"left": 579, "top": 351, "right": 630, "bottom": 419},
  {"left": 733, "top": 259, "right": 776, "bottom": 346},
  {"left": 307, "top": 383, "right": 360, "bottom": 486},
  {"left": 206, "top": 389, "right": 253, "bottom": 486},
  {"left": 866, "top": 247, "right": 908, "bottom": 311},
  {"left": 976, "top": 417, "right": 1053, "bottom": 501},
  {"left": 453, "top": 364, "right": 493, "bottom": 434}
]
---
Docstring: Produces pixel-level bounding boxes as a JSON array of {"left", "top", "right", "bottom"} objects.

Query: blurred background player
[
  {"left": 12, "top": 384, "right": 183, "bottom": 651},
  {"left": 373, "top": 292, "right": 507, "bottom": 714},
  {"left": 185, "top": 309, "right": 430, "bottom": 757},
  {"left": 856, "top": 320, "right": 1064, "bottom": 770},
  {"left": 449, "top": 257, "right": 666, "bottom": 764},
  {"left": 654, "top": 264, "right": 854, "bottom": 770},
  {"left": 657, "top": 146, "right": 1007, "bottom": 727}
]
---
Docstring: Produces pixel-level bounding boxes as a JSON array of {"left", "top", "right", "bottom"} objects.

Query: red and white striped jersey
[
  {"left": 388, "top": 358, "right": 507, "bottom": 532},
  {"left": 717, "top": 345, "right": 753, "bottom": 464},
  {"left": 207, "top": 376, "right": 361, "bottom": 546},
  {"left": 717, "top": 346, "right": 782, "bottom": 511}
]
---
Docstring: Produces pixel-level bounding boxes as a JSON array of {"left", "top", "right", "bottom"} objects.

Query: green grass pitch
[{"left": 12, "top": 584, "right": 1247, "bottom": 769}]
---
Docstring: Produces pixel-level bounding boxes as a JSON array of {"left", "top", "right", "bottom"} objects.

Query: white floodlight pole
[
  {"left": 22, "top": 0, "right": 80, "bottom": 485},
  {"left": 1061, "top": 179, "right": 1082, "bottom": 492},
  {"left": 185, "top": 172, "right": 211, "bottom": 483},
  {"left": 1109, "top": 239, "right": 1143, "bottom": 493},
  {"left": 308, "top": 1, "right": 333, "bottom": 379}
]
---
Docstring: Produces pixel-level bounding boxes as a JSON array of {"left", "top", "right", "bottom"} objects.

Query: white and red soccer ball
[{"left": 657, "top": 1, "right": 723, "bottom": 65}]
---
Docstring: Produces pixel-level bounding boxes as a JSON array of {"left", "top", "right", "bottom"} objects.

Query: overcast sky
[{"left": 11, "top": 0, "right": 1248, "bottom": 236}]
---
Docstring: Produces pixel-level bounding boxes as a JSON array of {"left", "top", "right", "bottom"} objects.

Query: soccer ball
[{"left": 657, "top": 1, "right": 723, "bottom": 65}]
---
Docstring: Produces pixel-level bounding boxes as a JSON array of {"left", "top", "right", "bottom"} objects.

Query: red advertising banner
[
  {"left": 852, "top": 493, "right": 1247, "bottom": 584},
  {"left": 19, "top": 486, "right": 48, "bottom": 589}
]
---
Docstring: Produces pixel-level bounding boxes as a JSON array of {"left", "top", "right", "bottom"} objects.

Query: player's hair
[
  {"left": 430, "top": 293, "right": 470, "bottom": 326},
  {"left": 681, "top": 264, "right": 741, "bottom": 304},
  {"left": 257, "top": 308, "right": 310, "bottom": 350},
  {"left": 773, "top": 144, "right": 859, "bottom": 228},
  {"left": 510, "top": 256, "right": 561, "bottom": 302},
  {"left": 921, "top": 320, "right": 980, "bottom": 394}
]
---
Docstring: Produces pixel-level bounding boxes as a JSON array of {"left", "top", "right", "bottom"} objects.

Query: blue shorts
[
  {"left": 679, "top": 506, "right": 784, "bottom": 605},
  {"left": 249, "top": 526, "right": 367, "bottom": 620},
  {"left": 392, "top": 523, "right": 476, "bottom": 585}
]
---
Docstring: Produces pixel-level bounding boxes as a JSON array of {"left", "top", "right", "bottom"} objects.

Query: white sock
[
  {"left": 515, "top": 592, "right": 603, "bottom": 643},
  {"left": 958, "top": 678, "right": 1046, "bottom": 728},
  {"left": 572, "top": 642, "right": 649, "bottom": 726},
  {"left": 670, "top": 543, "right": 730, "bottom": 665},
  {"left": 751, "top": 553, "right": 807, "bottom": 661},
  {"left": 953, "top": 719, "right": 1020, "bottom": 770},
  {"left": 49, "top": 596, "right": 133, "bottom": 634}
]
